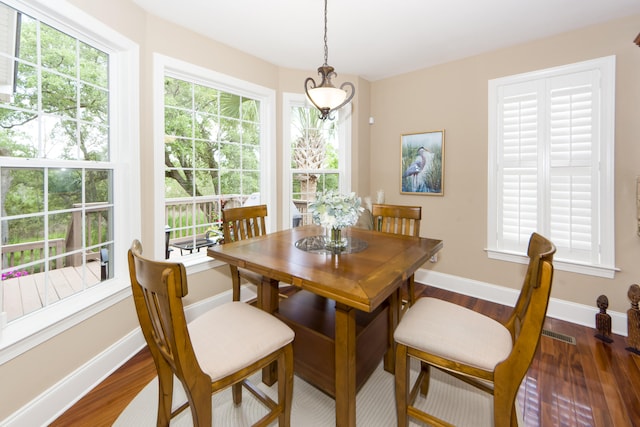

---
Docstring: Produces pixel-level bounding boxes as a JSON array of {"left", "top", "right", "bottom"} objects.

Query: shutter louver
[
  {"left": 499, "top": 92, "right": 538, "bottom": 250},
  {"left": 549, "top": 74, "right": 597, "bottom": 262}
]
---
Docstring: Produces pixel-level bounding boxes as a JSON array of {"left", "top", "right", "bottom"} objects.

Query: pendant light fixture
[{"left": 304, "top": 0, "right": 355, "bottom": 121}]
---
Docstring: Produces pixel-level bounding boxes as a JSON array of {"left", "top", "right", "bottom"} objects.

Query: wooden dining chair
[
  {"left": 371, "top": 203, "right": 422, "bottom": 310},
  {"left": 372, "top": 203, "right": 422, "bottom": 237},
  {"left": 128, "top": 239, "right": 294, "bottom": 426},
  {"left": 394, "top": 232, "right": 555, "bottom": 427},
  {"left": 221, "top": 204, "right": 269, "bottom": 302}
]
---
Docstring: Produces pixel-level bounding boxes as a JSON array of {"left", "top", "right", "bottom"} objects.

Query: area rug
[{"left": 114, "top": 359, "right": 496, "bottom": 426}]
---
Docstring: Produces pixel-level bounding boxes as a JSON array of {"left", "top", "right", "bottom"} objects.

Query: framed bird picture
[{"left": 400, "top": 130, "right": 445, "bottom": 195}]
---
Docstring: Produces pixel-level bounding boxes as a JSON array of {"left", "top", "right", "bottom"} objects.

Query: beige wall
[{"left": 370, "top": 14, "right": 640, "bottom": 313}]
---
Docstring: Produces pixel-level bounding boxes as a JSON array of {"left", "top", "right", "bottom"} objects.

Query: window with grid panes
[
  {"left": 0, "top": 2, "right": 114, "bottom": 322},
  {"left": 282, "top": 93, "right": 352, "bottom": 229},
  {"left": 158, "top": 61, "right": 275, "bottom": 260},
  {"left": 0, "top": 0, "right": 138, "bottom": 360}
]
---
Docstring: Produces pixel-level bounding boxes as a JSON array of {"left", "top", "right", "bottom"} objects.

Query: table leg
[
  {"left": 229, "top": 265, "right": 241, "bottom": 301},
  {"left": 259, "top": 276, "right": 280, "bottom": 386},
  {"left": 334, "top": 302, "right": 356, "bottom": 427},
  {"left": 384, "top": 287, "right": 401, "bottom": 373}
]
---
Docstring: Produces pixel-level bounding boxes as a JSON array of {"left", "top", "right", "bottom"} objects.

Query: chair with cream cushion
[
  {"left": 371, "top": 203, "right": 422, "bottom": 310},
  {"left": 394, "top": 232, "right": 555, "bottom": 427},
  {"left": 221, "top": 204, "right": 270, "bottom": 302},
  {"left": 128, "top": 239, "right": 294, "bottom": 426}
]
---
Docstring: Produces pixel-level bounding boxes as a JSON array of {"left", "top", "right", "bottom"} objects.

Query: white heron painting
[{"left": 400, "top": 130, "right": 444, "bottom": 195}]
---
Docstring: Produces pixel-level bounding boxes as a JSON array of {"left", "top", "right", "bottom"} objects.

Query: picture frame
[{"left": 400, "top": 130, "right": 445, "bottom": 196}]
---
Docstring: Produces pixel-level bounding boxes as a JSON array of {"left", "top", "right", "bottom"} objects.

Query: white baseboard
[
  {"left": 1, "top": 329, "right": 145, "bottom": 427},
  {"left": 1, "top": 287, "right": 256, "bottom": 427},
  {"left": 415, "top": 269, "right": 628, "bottom": 337}
]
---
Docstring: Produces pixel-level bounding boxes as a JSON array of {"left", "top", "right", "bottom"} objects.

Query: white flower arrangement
[{"left": 308, "top": 190, "right": 364, "bottom": 230}]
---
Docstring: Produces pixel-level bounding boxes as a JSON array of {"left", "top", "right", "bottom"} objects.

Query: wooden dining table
[{"left": 208, "top": 225, "right": 443, "bottom": 427}]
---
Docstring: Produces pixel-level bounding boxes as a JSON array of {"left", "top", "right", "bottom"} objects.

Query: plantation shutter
[
  {"left": 489, "top": 56, "right": 615, "bottom": 277},
  {"left": 548, "top": 71, "right": 599, "bottom": 263},
  {"left": 495, "top": 70, "right": 600, "bottom": 261},
  {"left": 498, "top": 82, "right": 540, "bottom": 252}
]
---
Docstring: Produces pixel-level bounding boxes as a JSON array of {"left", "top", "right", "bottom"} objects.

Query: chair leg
[
  {"left": 232, "top": 383, "right": 242, "bottom": 405},
  {"left": 493, "top": 389, "right": 516, "bottom": 427},
  {"left": 407, "top": 275, "right": 416, "bottom": 306},
  {"left": 186, "top": 377, "right": 213, "bottom": 427},
  {"left": 278, "top": 344, "right": 294, "bottom": 426},
  {"left": 419, "top": 361, "right": 431, "bottom": 396},
  {"left": 395, "top": 343, "right": 410, "bottom": 427},
  {"left": 511, "top": 403, "right": 519, "bottom": 427},
  {"left": 400, "top": 276, "right": 416, "bottom": 318},
  {"left": 155, "top": 359, "right": 174, "bottom": 427}
]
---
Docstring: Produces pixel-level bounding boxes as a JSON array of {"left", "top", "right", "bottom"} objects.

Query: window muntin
[
  {"left": 163, "top": 74, "right": 264, "bottom": 254},
  {"left": 283, "top": 94, "right": 351, "bottom": 228},
  {"left": 488, "top": 56, "right": 615, "bottom": 277},
  {"left": 0, "top": 1, "right": 114, "bottom": 323},
  {"left": 290, "top": 105, "right": 340, "bottom": 226}
]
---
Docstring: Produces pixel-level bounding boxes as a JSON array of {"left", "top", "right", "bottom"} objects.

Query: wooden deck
[{"left": 2, "top": 261, "right": 102, "bottom": 322}]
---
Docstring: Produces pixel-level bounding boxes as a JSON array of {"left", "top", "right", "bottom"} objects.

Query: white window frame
[
  {"left": 0, "top": 0, "right": 140, "bottom": 363},
  {"left": 152, "top": 54, "right": 276, "bottom": 267},
  {"left": 487, "top": 56, "right": 616, "bottom": 278},
  {"left": 281, "top": 92, "right": 352, "bottom": 229}
]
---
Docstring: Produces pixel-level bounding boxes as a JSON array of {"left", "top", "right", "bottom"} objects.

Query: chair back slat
[
  {"left": 222, "top": 205, "right": 268, "bottom": 243},
  {"left": 371, "top": 203, "right": 423, "bottom": 310},
  {"left": 496, "top": 239, "right": 555, "bottom": 406},
  {"left": 221, "top": 205, "right": 269, "bottom": 301},
  {"left": 372, "top": 204, "right": 422, "bottom": 237},
  {"left": 128, "top": 240, "right": 200, "bottom": 378},
  {"left": 507, "top": 232, "right": 556, "bottom": 339}
]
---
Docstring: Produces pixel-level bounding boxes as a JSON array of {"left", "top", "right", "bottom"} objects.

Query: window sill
[
  {"left": 169, "top": 251, "right": 226, "bottom": 273},
  {"left": 0, "top": 279, "right": 130, "bottom": 364},
  {"left": 486, "top": 249, "right": 619, "bottom": 279}
]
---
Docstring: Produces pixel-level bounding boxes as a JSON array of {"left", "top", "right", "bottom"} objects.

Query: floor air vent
[{"left": 541, "top": 329, "right": 576, "bottom": 345}]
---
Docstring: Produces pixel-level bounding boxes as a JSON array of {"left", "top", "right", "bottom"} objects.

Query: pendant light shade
[{"left": 304, "top": 0, "right": 355, "bottom": 120}]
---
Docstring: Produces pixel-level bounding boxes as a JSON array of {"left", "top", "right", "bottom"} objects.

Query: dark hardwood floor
[{"left": 50, "top": 284, "right": 640, "bottom": 426}]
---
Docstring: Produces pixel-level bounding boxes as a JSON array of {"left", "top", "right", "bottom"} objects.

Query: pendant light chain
[
  {"left": 304, "top": 0, "right": 355, "bottom": 120},
  {"left": 323, "top": 0, "right": 329, "bottom": 66}
]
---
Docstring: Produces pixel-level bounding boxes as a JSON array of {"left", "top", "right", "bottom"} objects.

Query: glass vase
[{"left": 325, "top": 227, "right": 348, "bottom": 250}]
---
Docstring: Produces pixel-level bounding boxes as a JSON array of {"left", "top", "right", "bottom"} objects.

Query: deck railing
[
  {"left": 166, "top": 196, "right": 222, "bottom": 240},
  {"left": 293, "top": 199, "right": 312, "bottom": 226},
  {"left": 2, "top": 196, "right": 314, "bottom": 271},
  {"left": 164, "top": 194, "right": 252, "bottom": 240},
  {"left": 2, "top": 202, "right": 109, "bottom": 273},
  {"left": 66, "top": 203, "right": 110, "bottom": 267},
  {"left": 1, "top": 238, "right": 65, "bottom": 274}
]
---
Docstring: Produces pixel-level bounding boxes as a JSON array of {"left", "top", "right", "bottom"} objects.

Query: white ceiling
[{"left": 132, "top": 0, "right": 640, "bottom": 81}]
